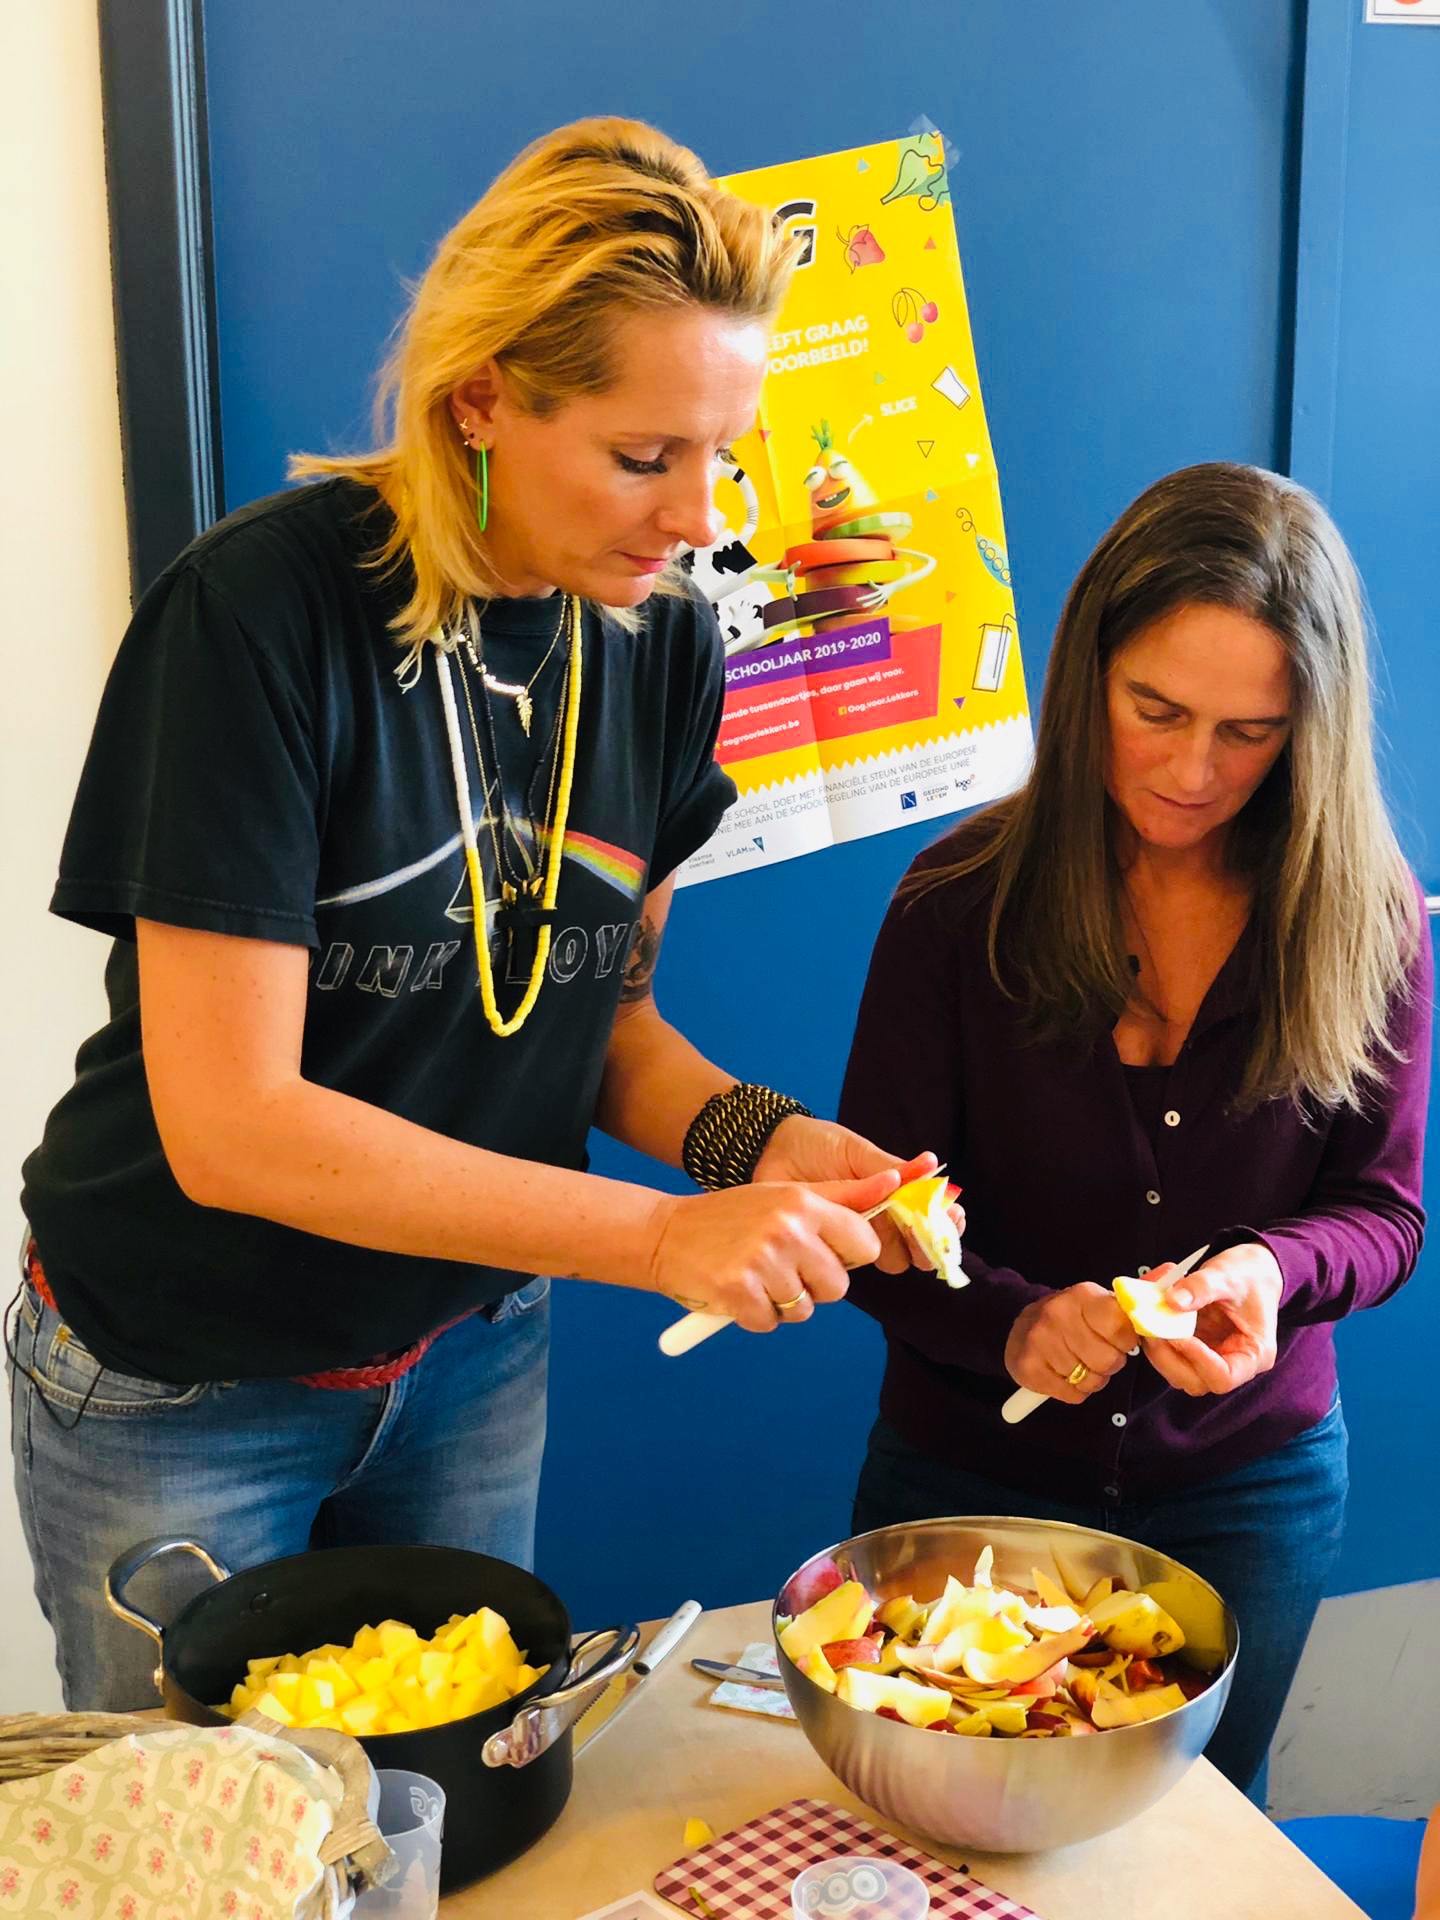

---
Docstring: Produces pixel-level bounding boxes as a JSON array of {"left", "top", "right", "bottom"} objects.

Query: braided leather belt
[{"left": 22, "top": 1242, "right": 469, "bottom": 1391}]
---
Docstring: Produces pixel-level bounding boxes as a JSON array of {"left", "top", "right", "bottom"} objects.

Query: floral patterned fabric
[{"left": 0, "top": 1722, "right": 356, "bottom": 1919}]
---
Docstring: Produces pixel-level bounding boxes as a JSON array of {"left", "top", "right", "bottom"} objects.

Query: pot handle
[
  {"left": 482, "top": 1622, "right": 640, "bottom": 1770},
  {"left": 104, "top": 1535, "right": 234, "bottom": 1652}
]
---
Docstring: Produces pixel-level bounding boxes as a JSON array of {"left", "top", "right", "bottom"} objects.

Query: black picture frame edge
[{"left": 96, "top": 0, "right": 223, "bottom": 601}]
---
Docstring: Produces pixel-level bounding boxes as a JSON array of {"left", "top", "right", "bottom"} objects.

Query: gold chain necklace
[{"left": 435, "top": 596, "right": 583, "bottom": 1037}]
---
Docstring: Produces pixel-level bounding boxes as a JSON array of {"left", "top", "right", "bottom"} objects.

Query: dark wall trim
[{"left": 97, "top": 0, "right": 223, "bottom": 600}]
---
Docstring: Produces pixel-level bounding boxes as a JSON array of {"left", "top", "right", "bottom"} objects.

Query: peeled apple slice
[
  {"left": 1088, "top": 1678, "right": 1189, "bottom": 1729},
  {"left": 836, "top": 1667, "right": 951, "bottom": 1727},
  {"left": 1112, "top": 1273, "right": 1197, "bottom": 1340},
  {"left": 885, "top": 1176, "right": 966, "bottom": 1288},
  {"left": 1086, "top": 1590, "right": 1186, "bottom": 1658}
]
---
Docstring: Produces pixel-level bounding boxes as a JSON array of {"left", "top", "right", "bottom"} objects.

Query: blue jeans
[
  {"left": 853, "top": 1403, "right": 1348, "bottom": 1806},
  {"left": 7, "top": 1272, "right": 550, "bottom": 1711}
]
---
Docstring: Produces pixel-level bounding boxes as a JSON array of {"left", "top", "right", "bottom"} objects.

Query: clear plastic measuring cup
[{"left": 356, "top": 1768, "right": 445, "bottom": 1920}]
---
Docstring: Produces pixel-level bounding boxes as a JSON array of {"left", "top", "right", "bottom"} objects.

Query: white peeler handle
[
  {"left": 658, "top": 1310, "right": 733, "bottom": 1356},
  {"left": 1000, "top": 1386, "right": 1049, "bottom": 1424}
]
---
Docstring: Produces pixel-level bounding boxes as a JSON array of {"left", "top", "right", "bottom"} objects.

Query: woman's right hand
[
  {"left": 1004, "top": 1283, "right": 1137, "bottom": 1404},
  {"left": 644, "top": 1172, "right": 897, "bottom": 1332}
]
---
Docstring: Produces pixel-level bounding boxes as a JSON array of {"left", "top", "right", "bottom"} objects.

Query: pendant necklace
[
  {"left": 434, "top": 595, "right": 583, "bottom": 1038},
  {"left": 461, "top": 594, "right": 567, "bottom": 737}
]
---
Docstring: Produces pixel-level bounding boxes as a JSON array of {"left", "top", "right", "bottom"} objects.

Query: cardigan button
[
  {"left": 1164, "top": 1109, "right": 1181, "bottom": 1127},
  {"left": 1145, "top": 1189, "right": 1161, "bottom": 1205},
  {"left": 1111, "top": 1412, "right": 1128, "bottom": 1428}
]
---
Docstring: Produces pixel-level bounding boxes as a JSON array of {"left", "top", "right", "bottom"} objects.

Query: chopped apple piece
[
  {"left": 1023, "top": 1603, "right": 1083, "bottom": 1634},
  {"left": 1089, "top": 1679, "right": 1189, "bottom": 1728},
  {"left": 1087, "top": 1591, "right": 1186, "bottom": 1659},
  {"left": 1078, "top": 1575, "right": 1114, "bottom": 1614},
  {"left": 1141, "top": 1579, "right": 1228, "bottom": 1671},
  {"left": 375, "top": 1619, "right": 421, "bottom": 1660},
  {"left": 779, "top": 1581, "right": 876, "bottom": 1663},
  {"left": 976, "top": 1701, "right": 1030, "bottom": 1736},
  {"left": 1030, "top": 1568, "right": 1074, "bottom": 1612},
  {"left": 338, "top": 1695, "right": 388, "bottom": 1737},
  {"left": 819, "top": 1636, "right": 882, "bottom": 1671},
  {"left": 939, "top": 1614, "right": 1030, "bottom": 1675},
  {"left": 1113, "top": 1273, "right": 1198, "bottom": 1341},
  {"left": 250, "top": 1688, "right": 296, "bottom": 1726},
  {"left": 797, "top": 1646, "right": 839, "bottom": 1694},
  {"left": 961, "top": 1622, "right": 1093, "bottom": 1686},
  {"left": 925, "top": 1575, "right": 1003, "bottom": 1646},
  {"left": 836, "top": 1668, "right": 952, "bottom": 1727},
  {"left": 876, "top": 1596, "right": 929, "bottom": 1642}
]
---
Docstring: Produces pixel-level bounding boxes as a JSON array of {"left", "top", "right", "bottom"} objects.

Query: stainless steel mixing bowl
[{"left": 773, "top": 1515, "right": 1237, "bottom": 1853}]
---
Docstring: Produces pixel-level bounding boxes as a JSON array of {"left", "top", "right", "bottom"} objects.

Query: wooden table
[{"left": 445, "top": 1601, "right": 1365, "bottom": 1920}]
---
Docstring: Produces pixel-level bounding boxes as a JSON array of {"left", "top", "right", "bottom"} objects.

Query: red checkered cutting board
[{"left": 653, "top": 1798, "right": 1042, "bottom": 1919}]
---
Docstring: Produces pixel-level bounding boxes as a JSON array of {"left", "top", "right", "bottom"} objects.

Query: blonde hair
[
  {"left": 291, "top": 117, "right": 796, "bottom": 644},
  {"left": 915, "top": 462, "right": 1419, "bottom": 1114}
]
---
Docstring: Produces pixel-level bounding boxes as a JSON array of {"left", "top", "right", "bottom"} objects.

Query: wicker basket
[{"left": 0, "top": 1707, "right": 392, "bottom": 1916}]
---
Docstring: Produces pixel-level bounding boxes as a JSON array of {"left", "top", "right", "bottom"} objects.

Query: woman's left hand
[
  {"left": 752, "top": 1118, "right": 962, "bottom": 1274},
  {"left": 1141, "top": 1243, "right": 1284, "bottom": 1396}
]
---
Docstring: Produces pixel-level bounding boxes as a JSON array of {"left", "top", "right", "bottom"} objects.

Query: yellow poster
[{"left": 678, "top": 131, "right": 1033, "bottom": 886}]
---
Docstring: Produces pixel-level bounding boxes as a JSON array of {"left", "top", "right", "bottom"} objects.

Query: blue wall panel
[
  {"left": 1293, "top": 4, "right": 1440, "bottom": 1596},
  {"left": 199, "top": 2, "right": 1317, "bottom": 1627}
]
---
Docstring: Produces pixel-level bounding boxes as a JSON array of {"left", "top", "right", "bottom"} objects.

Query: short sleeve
[
  {"left": 647, "top": 587, "right": 737, "bottom": 884},
  {"left": 51, "top": 563, "right": 323, "bottom": 945}
]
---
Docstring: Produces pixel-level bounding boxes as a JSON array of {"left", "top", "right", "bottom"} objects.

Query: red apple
[
  {"left": 820, "top": 1636, "right": 883, "bottom": 1671},
  {"left": 785, "top": 1560, "right": 845, "bottom": 1612}
]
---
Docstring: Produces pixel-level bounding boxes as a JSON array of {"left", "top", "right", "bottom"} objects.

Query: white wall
[{"left": 0, "top": 1, "right": 130, "bottom": 1711}]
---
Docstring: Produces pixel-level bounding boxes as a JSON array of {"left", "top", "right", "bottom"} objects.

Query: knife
[
  {"left": 1000, "top": 1243, "right": 1211, "bottom": 1425},
  {"left": 573, "top": 1600, "right": 702, "bottom": 1753},
  {"left": 690, "top": 1657, "right": 788, "bottom": 1692},
  {"left": 659, "top": 1163, "right": 950, "bottom": 1357}
]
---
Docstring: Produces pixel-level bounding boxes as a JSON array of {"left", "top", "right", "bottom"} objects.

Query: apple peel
[
  {"left": 884, "top": 1175, "right": 966, "bottom": 1288},
  {"left": 1113, "top": 1272, "right": 1197, "bottom": 1340}
]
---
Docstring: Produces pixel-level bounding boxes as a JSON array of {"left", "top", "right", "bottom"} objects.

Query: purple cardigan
[{"left": 838, "top": 839, "right": 1433, "bottom": 1502}]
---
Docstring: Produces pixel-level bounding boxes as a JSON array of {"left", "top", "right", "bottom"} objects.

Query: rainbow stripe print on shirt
[{"left": 539, "top": 827, "right": 648, "bottom": 902}]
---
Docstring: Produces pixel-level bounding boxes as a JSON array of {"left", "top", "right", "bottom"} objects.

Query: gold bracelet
[{"left": 681, "top": 1083, "right": 814, "bottom": 1191}]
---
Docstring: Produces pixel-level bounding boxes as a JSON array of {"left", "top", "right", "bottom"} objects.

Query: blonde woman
[
  {"left": 840, "top": 463, "right": 1431, "bottom": 1801},
  {"left": 12, "top": 119, "right": 931, "bottom": 1710}
]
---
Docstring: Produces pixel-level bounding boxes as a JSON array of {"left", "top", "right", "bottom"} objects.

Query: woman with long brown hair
[
  {"left": 839, "top": 462, "right": 1431, "bottom": 1800},
  {"left": 11, "top": 117, "right": 934, "bottom": 1711}
]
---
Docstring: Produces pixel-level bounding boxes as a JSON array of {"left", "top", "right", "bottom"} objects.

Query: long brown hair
[
  {"left": 915, "top": 462, "right": 1418, "bottom": 1112},
  {"left": 291, "top": 116, "right": 797, "bottom": 645}
]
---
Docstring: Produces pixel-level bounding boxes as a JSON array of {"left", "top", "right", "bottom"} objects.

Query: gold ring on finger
[
  {"left": 1066, "top": 1361, "right": 1090, "bottom": 1387},
  {"left": 774, "top": 1290, "right": 807, "bottom": 1314}
]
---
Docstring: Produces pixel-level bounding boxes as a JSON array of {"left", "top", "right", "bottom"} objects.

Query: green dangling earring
[{"left": 475, "top": 441, "right": 489, "bottom": 533}]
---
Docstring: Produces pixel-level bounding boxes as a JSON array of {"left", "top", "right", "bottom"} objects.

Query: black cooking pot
[{"left": 105, "top": 1536, "right": 637, "bottom": 1890}]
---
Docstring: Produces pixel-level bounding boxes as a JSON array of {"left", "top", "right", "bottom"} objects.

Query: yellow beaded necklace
[{"left": 434, "top": 595, "right": 583, "bottom": 1037}]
